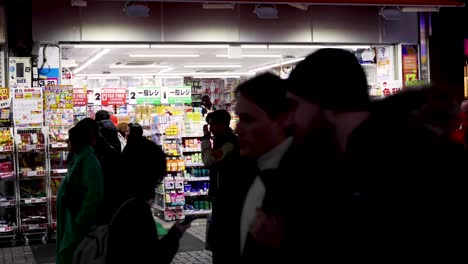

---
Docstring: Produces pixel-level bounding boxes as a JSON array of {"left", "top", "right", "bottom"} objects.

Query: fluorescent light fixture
[
  {"left": 151, "top": 44, "right": 229, "bottom": 49},
  {"left": 216, "top": 54, "right": 282, "bottom": 58},
  {"left": 249, "top": 57, "right": 304, "bottom": 73},
  {"left": 158, "top": 68, "right": 174, "bottom": 74},
  {"left": 184, "top": 65, "right": 242, "bottom": 68},
  {"left": 73, "top": 49, "right": 110, "bottom": 74},
  {"left": 202, "top": 3, "right": 235, "bottom": 9},
  {"left": 109, "top": 64, "right": 170, "bottom": 69},
  {"left": 401, "top": 7, "right": 439, "bottom": 12},
  {"left": 269, "top": 44, "right": 371, "bottom": 50},
  {"left": 76, "top": 72, "right": 255, "bottom": 78},
  {"left": 130, "top": 54, "right": 200, "bottom": 58},
  {"left": 192, "top": 75, "right": 241, "bottom": 79},
  {"left": 75, "top": 76, "right": 121, "bottom": 80},
  {"left": 241, "top": 45, "right": 268, "bottom": 49},
  {"left": 73, "top": 44, "right": 150, "bottom": 49},
  {"left": 187, "top": 72, "right": 255, "bottom": 77}
]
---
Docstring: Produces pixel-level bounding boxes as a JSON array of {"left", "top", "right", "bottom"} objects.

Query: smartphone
[{"left": 179, "top": 215, "right": 199, "bottom": 226}]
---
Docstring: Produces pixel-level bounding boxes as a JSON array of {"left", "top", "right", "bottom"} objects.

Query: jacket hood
[{"left": 98, "top": 119, "right": 117, "bottom": 132}]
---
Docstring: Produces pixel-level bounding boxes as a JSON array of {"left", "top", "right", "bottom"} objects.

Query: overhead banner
[
  {"left": 101, "top": 88, "right": 126, "bottom": 106},
  {"left": 167, "top": 86, "right": 192, "bottom": 104},
  {"left": 136, "top": 87, "right": 161, "bottom": 105},
  {"left": 73, "top": 88, "right": 88, "bottom": 106}
]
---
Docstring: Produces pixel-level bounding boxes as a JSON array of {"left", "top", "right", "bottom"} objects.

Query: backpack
[{"left": 73, "top": 198, "right": 135, "bottom": 264}]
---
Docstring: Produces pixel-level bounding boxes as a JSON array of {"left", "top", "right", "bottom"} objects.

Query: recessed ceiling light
[
  {"left": 73, "top": 49, "right": 110, "bottom": 74},
  {"left": 249, "top": 57, "right": 304, "bottom": 73},
  {"left": 73, "top": 44, "right": 150, "bottom": 49},
  {"left": 158, "top": 68, "right": 174, "bottom": 74},
  {"left": 109, "top": 64, "right": 170, "bottom": 69},
  {"left": 241, "top": 45, "right": 268, "bottom": 49},
  {"left": 184, "top": 65, "right": 242, "bottom": 68},
  {"left": 129, "top": 54, "right": 200, "bottom": 58},
  {"left": 151, "top": 44, "right": 229, "bottom": 49},
  {"left": 269, "top": 44, "right": 371, "bottom": 50},
  {"left": 216, "top": 54, "right": 282, "bottom": 58}
]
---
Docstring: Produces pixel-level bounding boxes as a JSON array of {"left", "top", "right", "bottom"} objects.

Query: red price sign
[
  {"left": 73, "top": 88, "right": 88, "bottom": 106},
  {"left": 101, "top": 88, "right": 127, "bottom": 106}
]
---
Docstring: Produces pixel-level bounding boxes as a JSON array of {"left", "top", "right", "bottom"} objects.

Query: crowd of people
[{"left": 56, "top": 48, "right": 468, "bottom": 264}]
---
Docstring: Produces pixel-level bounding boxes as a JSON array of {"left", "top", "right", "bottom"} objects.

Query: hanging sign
[
  {"left": 0, "top": 88, "right": 11, "bottom": 127},
  {"left": 167, "top": 86, "right": 192, "bottom": 104},
  {"left": 376, "top": 46, "right": 395, "bottom": 82},
  {"left": 92, "top": 88, "right": 101, "bottom": 106},
  {"left": 128, "top": 87, "right": 137, "bottom": 105},
  {"left": 101, "top": 88, "right": 126, "bottom": 106},
  {"left": 73, "top": 88, "right": 88, "bottom": 106},
  {"left": 0, "top": 88, "right": 10, "bottom": 108},
  {"left": 136, "top": 87, "right": 161, "bottom": 105}
]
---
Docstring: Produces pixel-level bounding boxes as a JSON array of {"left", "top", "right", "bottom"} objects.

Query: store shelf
[
  {"left": 185, "top": 177, "right": 210, "bottom": 181},
  {"left": 21, "top": 170, "right": 46, "bottom": 177},
  {"left": 0, "top": 145, "right": 13, "bottom": 153},
  {"left": 17, "top": 144, "right": 46, "bottom": 152},
  {"left": 185, "top": 162, "right": 204, "bottom": 167},
  {"left": 184, "top": 210, "right": 211, "bottom": 216},
  {"left": 164, "top": 136, "right": 180, "bottom": 140},
  {"left": 185, "top": 192, "right": 209, "bottom": 197},
  {"left": 52, "top": 168, "right": 68, "bottom": 174},
  {"left": 20, "top": 197, "right": 47, "bottom": 205},
  {"left": 0, "top": 226, "right": 15, "bottom": 233},
  {"left": 182, "top": 148, "right": 201, "bottom": 153},
  {"left": 182, "top": 135, "right": 203, "bottom": 138},
  {"left": 0, "top": 200, "right": 16, "bottom": 208},
  {"left": 0, "top": 171, "right": 15, "bottom": 179},
  {"left": 50, "top": 142, "right": 68, "bottom": 149},
  {"left": 166, "top": 204, "right": 184, "bottom": 209},
  {"left": 153, "top": 204, "right": 165, "bottom": 211}
]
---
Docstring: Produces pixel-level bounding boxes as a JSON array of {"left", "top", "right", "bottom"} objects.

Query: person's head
[
  {"left": 235, "top": 73, "right": 288, "bottom": 158},
  {"left": 117, "top": 122, "right": 129, "bottom": 138},
  {"left": 69, "top": 118, "right": 99, "bottom": 152},
  {"left": 201, "top": 95, "right": 213, "bottom": 109},
  {"left": 206, "top": 110, "right": 231, "bottom": 137},
  {"left": 95, "top": 110, "right": 111, "bottom": 122},
  {"left": 286, "top": 48, "right": 371, "bottom": 143},
  {"left": 127, "top": 123, "right": 144, "bottom": 144}
]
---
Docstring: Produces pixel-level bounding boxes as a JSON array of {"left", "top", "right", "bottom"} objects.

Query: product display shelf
[
  {"left": 184, "top": 210, "right": 212, "bottom": 216},
  {"left": 47, "top": 125, "right": 71, "bottom": 238},
  {"left": 15, "top": 127, "right": 49, "bottom": 245},
  {"left": 0, "top": 127, "right": 18, "bottom": 246}
]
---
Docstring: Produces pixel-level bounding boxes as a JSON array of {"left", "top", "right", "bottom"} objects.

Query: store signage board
[
  {"left": 0, "top": 88, "right": 10, "bottom": 127},
  {"left": 101, "top": 88, "right": 127, "bottom": 106},
  {"left": 376, "top": 46, "right": 395, "bottom": 82},
  {"left": 167, "top": 86, "right": 192, "bottom": 104},
  {"left": 9, "top": 57, "right": 32, "bottom": 88},
  {"left": 92, "top": 88, "right": 101, "bottom": 106},
  {"left": 73, "top": 88, "right": 88, "bottom": 106},
  {"left": 128, "top": 87, "right": 137, "bottom": 105},
  {"left": 136, "top": 87, "right": 161, "bottom": 105},
  {"left": 381, "top": 80, "right": 402, "bottom": 97},
  {"left": 401, "top": 44, "right": 419, "bottom": 88}
]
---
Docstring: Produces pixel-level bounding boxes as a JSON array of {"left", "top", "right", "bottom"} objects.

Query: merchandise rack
[
  {"left": 0, "top": 128, "right": 18, "bottom": 246},
  {"left": 15, "top": 127, "right": 49, "bottom": 245}
]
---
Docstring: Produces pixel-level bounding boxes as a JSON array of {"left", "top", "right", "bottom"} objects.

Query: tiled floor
[{"left": 1, "top": 246, "right": 35, "bottom": 264}]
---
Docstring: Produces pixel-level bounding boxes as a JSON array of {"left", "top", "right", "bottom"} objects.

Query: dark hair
[
  {"left": 69, "top": 118, "right": 99, "bottom": 151},
  {"left": 206, "top": 110, "right": 231, "bottom": 126},
  {"left": 127, "top": 123, "right": 144, "bottom": 144},
  {"left": 95, "top": 110, "right": 111, "bottom": 122},
  {"left": 288, "top": 49, "right": 371, "bottom": 111},
  {"left": 236, "top": 73, "right": 288, "bottom": 119}
]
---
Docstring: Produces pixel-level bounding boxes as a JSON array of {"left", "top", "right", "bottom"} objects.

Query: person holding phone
[{"left": 107, "top": 123, "right": 190, "bottom": 264}]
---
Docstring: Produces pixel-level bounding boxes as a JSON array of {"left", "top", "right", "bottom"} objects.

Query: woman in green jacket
[{"left": 56, "top": 119, "right": 104, "bottom": 264}]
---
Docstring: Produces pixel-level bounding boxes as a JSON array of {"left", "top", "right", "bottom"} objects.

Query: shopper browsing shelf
[
  {"left": 234, "top": 73, "right": 291, "bottom": 263},
  {"left": 107, "top": 123, "right": 190, "bottom": 264},
  {"left": 56, "top": 119, "right": 103, "bottom": 264},
  {"left": 201, "top": 110, "right": 240, "bottom": 264}
]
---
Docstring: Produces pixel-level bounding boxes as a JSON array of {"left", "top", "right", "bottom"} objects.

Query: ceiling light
[
  {"left": 73, "top": 44, "right": 150, "bottom": 49},
  {"left": 401, "top": 7, "right": 439, "bottom": 12},
  {"left": 75, "top": 76, "right": 121, "bottom": 80},
  {"left": 192, "top": 75, "right": 241, "bottom": 79},
  {"left": 269, "top": 44, "right": 371, "bottom": 50},
  {"left": 188, "top": 72, "right": 255, "bottom": 77},
  {"left": 249, "top": 57, "right": 304, "bottom": 73},
  {"left": 241, "top": 45, "right": 268, "bottom": 49},
  {"left": 254, "top": 4, "right": 279, "bottom": 19},
  {"left": 151, "top": 44, "right": 229, "bottom": 49},
  {"left": 216, "top": 54, "right": 282, "bottom": 58},
  {"left": 184, "top": 65, "right": 242, "bottom": 68},
  {"left": 73, "top": 49, "right": 110, "bottom": 74},
  {"left": 109, "top": 64, "right": 170, "bottom": 69},
  {"left": 129, "top": 54, "right": 200, "bottom": 58},
  {"left": 158, "top": 68, "right": 174, "bottom": 74}
]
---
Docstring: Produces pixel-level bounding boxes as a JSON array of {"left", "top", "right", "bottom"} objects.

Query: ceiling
[{"left": 62, "top": 43, "right": 370, "bottom": 78}]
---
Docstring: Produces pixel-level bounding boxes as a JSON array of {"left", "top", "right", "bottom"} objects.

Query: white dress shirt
[{"left": 240, "top": 137, "right": 293, "bottom": 254}]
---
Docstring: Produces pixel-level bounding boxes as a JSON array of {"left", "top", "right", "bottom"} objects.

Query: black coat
[{"left": 97, "top": 119, "right": 121, "bottom": 154}]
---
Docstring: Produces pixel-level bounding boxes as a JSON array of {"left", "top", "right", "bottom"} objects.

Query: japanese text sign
[
  {"left": 136, "top": 87, "right": 161, "bottom": 105},
  {"left": 0, "top": 88, "right": 10, "bottom": 109},
  {"left": 167, "top": 86, "right": 192, "bottom": 104},
  {"left": 101, "top": 88, "right": 127, "bottom": 106}
]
